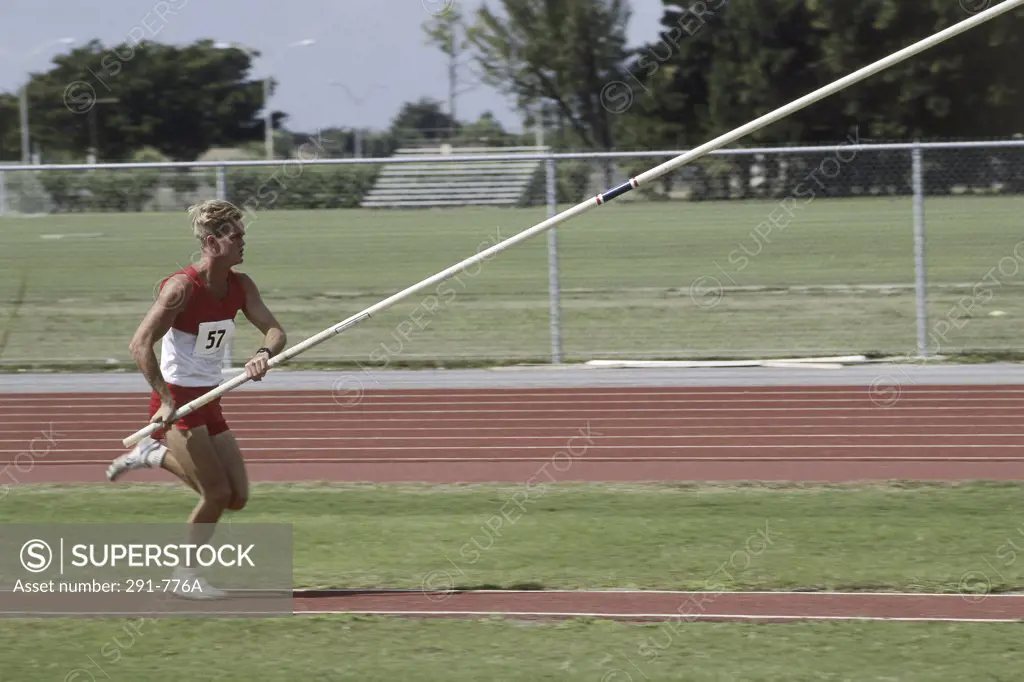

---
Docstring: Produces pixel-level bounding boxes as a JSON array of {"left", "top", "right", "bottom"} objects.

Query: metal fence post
[
  {"left": 911, "top": 144, "right": 929, "bottom": 358},
  {"left": 213, "top": 164, "right": 232, "bottom": 369},
  {"left": 545, "top": 152, "right": 563, "bottom": 364},
  {"left": 216, "top": 165, "right": 227, "bottom": 201},
  {"left": 0, "top": 171, "right": 6, "bottom": 216}
]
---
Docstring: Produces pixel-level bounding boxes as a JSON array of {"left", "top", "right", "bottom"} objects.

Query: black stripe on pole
[{"left": 596, "top": 177, "right": 639, "bottom": 205}]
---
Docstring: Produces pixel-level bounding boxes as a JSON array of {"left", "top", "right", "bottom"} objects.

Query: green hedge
[
  {"left": 37, "top": 169, "right": 165, "bottom": 212},
  {"left": 225, "top": 165, "right": 380, "bottom": 210},
  {"left": 31, "top": 165, "right": 379, "bottom": 213}
]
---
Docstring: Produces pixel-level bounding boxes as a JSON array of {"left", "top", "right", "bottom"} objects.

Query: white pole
[
  {"left": 215, "top": 166, "right": 227, "bottom": 200},
  {"left": 264, "top": 77, "right": 273, "bottom": 160},
  {"left": 122, "top": 0, "right": 1024, "bottom": 447},
  {"left": 16, "top": 38, "right": 76, "bottom": 166},
  {"left": 912, "top": 145, "right": 928, "bottom": 357},
  {"left": 545, "top": 154, "right": 562, "bottom": 364},
  {"left": 19, "top": 85, "right": 29, "bottom": 165}
]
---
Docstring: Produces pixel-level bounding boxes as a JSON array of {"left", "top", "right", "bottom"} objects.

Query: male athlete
[{"left": 106, "top": 199, "right": 287, "bottom": 598}]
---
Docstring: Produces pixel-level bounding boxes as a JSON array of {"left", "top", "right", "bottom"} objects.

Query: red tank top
[
  {"left": 156, "top": 266, "right": 247, "bottom": 386},
  {"left": 162, "top": 265, "right": 247, "bottom": 333}
]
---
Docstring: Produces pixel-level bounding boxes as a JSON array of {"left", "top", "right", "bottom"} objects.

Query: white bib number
[{"left": 193, "top": 320, "right": 235, "bottom": 358}]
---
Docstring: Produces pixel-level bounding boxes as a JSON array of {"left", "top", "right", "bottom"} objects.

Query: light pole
[
  {"left": 328, "top": 82, "right": 387, "bottom": 158},
  {"left": 19, "top": 86, "right": 29, "bottom": 164},
  {"left": 213, "top": 39, "right": 315, "bottom": 160},
  {"left": 18, "top": 37, "right": 76, "bottom": 164}
]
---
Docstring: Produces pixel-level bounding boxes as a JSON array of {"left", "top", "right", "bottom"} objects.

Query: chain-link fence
[{"left": 1, "top": 139, "right": 1022, "bottom": 369}]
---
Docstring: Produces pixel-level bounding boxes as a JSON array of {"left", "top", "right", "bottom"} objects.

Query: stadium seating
[{"left": 360, "top": 145, "right": 548, "bottom": 208}]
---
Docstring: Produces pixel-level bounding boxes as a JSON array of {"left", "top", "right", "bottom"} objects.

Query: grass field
[
  {"left": 3, "top": 482, "right": 1021, "bottom": 592},
  {"left": 1, "top": 481, "right": 1022, "bottom": 679},
  {"left": 2, "top": 195, "right": 1024, "bottom": 369},
  {"left": 5, "top": 617, "right": 1022, "bottom": 681}
]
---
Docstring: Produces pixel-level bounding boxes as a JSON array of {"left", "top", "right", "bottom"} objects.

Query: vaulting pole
[{"left": 122, "top": 0, "right": 1024, "bottom": 447}]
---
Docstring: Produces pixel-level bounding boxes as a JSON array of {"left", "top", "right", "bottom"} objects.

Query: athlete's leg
[
  {"left": 157, "top": 436, "right": 201, "bottom": 495},
  {"left": 108, "top": 422, "right": 234, "bottom": 595},
  {"left": 162, "top": 425, "right": 236, "bottom": 598},
  {"left": 106, "top": 429, "right": 209, "bottom": 498},
  {"left": 210, "top": 430, "right": 249, "bottom": 512},
  {"left": 165, "top": 425, "right": 234, "bottom": 541},
  {"left": 106, "top": 426, "right": 204, "bottom": 496}
]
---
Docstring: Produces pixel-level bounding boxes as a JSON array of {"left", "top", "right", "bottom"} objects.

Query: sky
[{"left": 0, "top": 0, "right": 664, "bottom": 135}]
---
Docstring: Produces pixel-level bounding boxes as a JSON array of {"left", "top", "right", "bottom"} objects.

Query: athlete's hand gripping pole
[{"left": 121, "top": 0, "right": 1024, "bottom": 449}]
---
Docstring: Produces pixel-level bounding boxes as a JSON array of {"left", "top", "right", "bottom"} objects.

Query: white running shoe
[
  {"left": 106, "top": 436, "right": 168, "bottom": 482},
  {"left": 170, "top": 566, "right": 227, "bottom": 600}
]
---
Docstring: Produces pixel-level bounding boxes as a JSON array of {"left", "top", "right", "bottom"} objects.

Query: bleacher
[{"left": 360, "top": 145, "right": 548, "bottom": 208}]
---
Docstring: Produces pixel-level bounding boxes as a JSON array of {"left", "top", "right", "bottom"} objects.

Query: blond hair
[{"left": 187, "top": 199, "right": 243, "bottom": 240}]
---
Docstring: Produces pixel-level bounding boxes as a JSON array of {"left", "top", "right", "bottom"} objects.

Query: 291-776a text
[{"left": 11, "top": 577, "right": 203, "bottom": 593}]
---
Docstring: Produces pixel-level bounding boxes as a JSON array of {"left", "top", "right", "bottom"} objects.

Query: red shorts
[{"left": 148, "top": 384, "right": 229, "bottom": 440}]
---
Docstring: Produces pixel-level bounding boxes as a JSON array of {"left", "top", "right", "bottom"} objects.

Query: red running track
[
  {"left": 2, "top": 384, "right": 1023, "bottom": 484},
  {"left": 2, "top": 384, "right": 1023, "bottom": 622}
]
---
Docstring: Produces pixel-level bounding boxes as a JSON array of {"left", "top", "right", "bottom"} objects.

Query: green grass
[
  {"left": 2, "top": 195, "right": 1023, "bottom": 368},
  {"left": 3, "top": 481, "right": 1023, "bottom": 593},
  {"left": 2, "top": 617, "right": 1022, "bottom": 681},
  {"left": 2, "top": 481, "right": 1024, "bottom": 675},
  {"left": 3, "top": 481, "right": 1020, "bottom": 677}
]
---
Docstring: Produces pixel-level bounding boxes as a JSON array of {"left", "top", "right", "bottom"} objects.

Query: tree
[
  {"left": 289, "top": 126, "right": 400, "bottom": 159},
  {"left": 622, "top": 0, "right": 1024, "bottom": 149},
  {"left": 390, "top": 98, "right": 461, "bottom": 146},
  {"left": 0, "top": 94, "right": 20, "bottom": 160},
  {"left": 5, "top": 39, "right": 275, "bottom": 161},
  {"left": 465, "top": 0, "right": 632, "bottom": 155},
  {"left": 609, "top": 0, "right": 1024, "bottom": 199},
  {"left": 422, "top": 3, "right": 482, "bottom": 121},
  {"left": 452, "top": 111, "right": 524, "bottom": 146},
  {"left": 694, "top": 0, "right": 831, "bottom": 197},
  {"left": 807, "top": 0, "right": 1024, "bottom": 140},
  {"left": 612, "top": 0, "right": 728, "bottom": 151}
]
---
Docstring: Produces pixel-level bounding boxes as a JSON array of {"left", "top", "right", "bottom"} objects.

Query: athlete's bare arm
[
  {"left": 238, "top": 273, "right": 286, "bottom": 380},
  {"left": 129, "top": 274, "right": 191, "bottom": 404}
]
